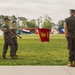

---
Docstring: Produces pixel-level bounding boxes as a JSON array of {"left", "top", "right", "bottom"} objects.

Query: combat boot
[
  {"left": 73, "top": 61, "right": 75, "bottom": 67},
  {"left": 67, "top": 61, "right": 73, "bottom": 67},
  {"left": 11, "top": 56, "right": 18, "bottom": 59},
  {"left": 2, "top": 55, "right": 6, "bottom": 59},
  {"left": 14, "top": 55, "right": 18, "bottom": 57}
]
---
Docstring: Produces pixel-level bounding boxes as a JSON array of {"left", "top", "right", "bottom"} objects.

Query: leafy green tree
[
  {"left": 42, "top": 21, "right": 53, "bottom": 28},
  {"left": 42, "top": 15, "right": 53, "bottom": 28},
  {"left": 45, "top": 15, "right": 51, "bottom": 22},
  {"left": 0, "top": 15, "right": 4, "bottom": 28},
  {"left": 11, "top": 15, "right": 17, "bottom": 21},
  {"left": 26, "top": 20, "right": 38, "bottom": 33},
  {"left": 23, "top": 19, "right": 28, "bottom": 28},
  {"left": 0, "top": 23, "right": 2, "bottom": 28},
  {"left": 26, "top": 20, "right": 37, "bottom": 28},
  {"left": 58, "top": 20, "right": 64, "bottom": 29},
  {"left": 37, "top": 16, "right": 42, "bottom": 28}
]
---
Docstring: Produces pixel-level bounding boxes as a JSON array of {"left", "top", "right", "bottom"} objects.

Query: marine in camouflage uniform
[
  {"left": 2, "top": 18, "right": 17, "bottom": 59},
  {"left": 64, "top": 9, "right": 75, "bottom": 67},
  {"left": 10, "top": 29, "right": 18, "bottom": 57},
  {"left": 10, "top": 21, "right": 21, "bottom": 57}
]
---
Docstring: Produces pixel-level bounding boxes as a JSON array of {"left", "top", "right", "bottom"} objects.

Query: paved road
[{"left": 0, "top": 66, "right": 75, "bottom": 75}]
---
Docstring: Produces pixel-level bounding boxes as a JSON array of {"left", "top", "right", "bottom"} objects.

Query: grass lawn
[{"left": 0, "top": 34, "right": 68, "bottom": 65}]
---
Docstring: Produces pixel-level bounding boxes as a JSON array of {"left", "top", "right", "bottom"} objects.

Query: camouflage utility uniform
[
  {"left": 10, "top": 29, "right": 18, "bottom": 56},
  {"left": 65, "top": 15, "right": 75, "bottom": 62},
  {"left": 2, "top": 24, "right": 15, "bottom": 58}
]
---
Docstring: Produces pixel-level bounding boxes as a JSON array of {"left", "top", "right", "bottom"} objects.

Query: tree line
[{"left": 0, "top": 15, "right": 64, "bottom": 32}]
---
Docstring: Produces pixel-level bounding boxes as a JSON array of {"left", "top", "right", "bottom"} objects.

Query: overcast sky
[{"left": 0, "top": 0, "right": 75, "bottom": 23}]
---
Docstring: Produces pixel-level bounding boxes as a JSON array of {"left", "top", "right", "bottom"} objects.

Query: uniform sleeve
[
  {"left": 2, "top": 25, "right": 8, "bottom": 31},
  {"left": 64, "top": 19, "right": 67, "bottom": 23},
  {"left": 64, "top": 18, "right": 68, "bottom": 26},
  {"left": 2, "top": 25, "right": 9, "bottom": 33}
]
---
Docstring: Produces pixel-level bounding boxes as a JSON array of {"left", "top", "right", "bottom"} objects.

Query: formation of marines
[
  {"left": 1, "top": 18, "right": 21, "bottom": 59},
  {"left": 1, "top": 9, "right": 75, "bottom": 67}
]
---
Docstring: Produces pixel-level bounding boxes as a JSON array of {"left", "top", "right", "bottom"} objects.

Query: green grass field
[{"left": 0, "top": 34, "right": 68, "bottom": 65}]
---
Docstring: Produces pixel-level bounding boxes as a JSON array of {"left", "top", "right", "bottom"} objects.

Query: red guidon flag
[{"left": 38, "top": 28, "right": 50, "bottom": 42}]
